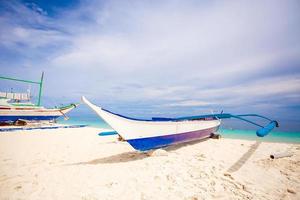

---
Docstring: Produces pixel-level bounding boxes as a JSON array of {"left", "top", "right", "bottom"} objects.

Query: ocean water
[
  {"left": 58, "top": 116, "right": 300, "bottom": 144},
  {"left": 219, "top": 129, "right": 300, "bottom": 143},
  {"left": 58, "top": 116, "right": 111, "bottom": 129}
]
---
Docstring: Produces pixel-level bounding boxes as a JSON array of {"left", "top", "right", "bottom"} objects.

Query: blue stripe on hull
[
  {"left": 0, "top": 115, "right": 60, "bottom": 122},
  {"left": 0, "top": 125, "right": 87, "bottom": 132},
  {"left": 127, "top": 126, "right": 219, "bottom": 151}
]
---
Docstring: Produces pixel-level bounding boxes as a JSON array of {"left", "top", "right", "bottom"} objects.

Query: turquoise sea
[
  {"left": 219, "top": 129, "right": 300, "bottom": 143},
  {"left": 58, "top": 115, "right": 300, "bottom": 144}
]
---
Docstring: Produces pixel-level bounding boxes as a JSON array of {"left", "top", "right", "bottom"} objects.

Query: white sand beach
[{"left": 0, "top": 127, "right": 299, "bottom": 200}]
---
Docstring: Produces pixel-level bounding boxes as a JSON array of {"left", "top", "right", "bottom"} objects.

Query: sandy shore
[{"left": 0, "top": 127, "right": 299, "bottom": 200}]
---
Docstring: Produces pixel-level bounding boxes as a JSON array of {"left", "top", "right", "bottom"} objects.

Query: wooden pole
[{"left": 270, "top": 152, "right": 293, "bottom": 159}]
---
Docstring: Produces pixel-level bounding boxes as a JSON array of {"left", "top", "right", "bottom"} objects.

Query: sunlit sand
[{"left": 0, "top": 127, "right": 299, "bottom": 200}]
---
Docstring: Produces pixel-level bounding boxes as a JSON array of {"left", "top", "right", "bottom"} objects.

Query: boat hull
[
  {"left": 0, "top": 105, "right": 76, "bottom": 123},
  {"left": 82, "top": 96, "right": 221, "bottom": 151},
  {"left": 0, "top": 115, "right": 61, "bottom": 122},
  {"left": 127, "top": 126, "right": 218, "bottom": 151}
]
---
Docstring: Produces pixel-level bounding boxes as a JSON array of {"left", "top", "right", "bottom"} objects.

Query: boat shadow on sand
[
  {"left": 69, "top": 138, "right": 210, "bottom": 165},
  {"left": 71, "top": 151, "right": 149, "bottom": 165}
]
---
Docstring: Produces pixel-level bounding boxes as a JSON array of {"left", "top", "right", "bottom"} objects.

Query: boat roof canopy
[{"left": 0, "top": 92, "right": 30, "bottom": 101}]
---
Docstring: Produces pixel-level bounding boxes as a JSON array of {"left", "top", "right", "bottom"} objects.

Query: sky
[{"left": 0, "top": 0, "right": 300, "bottom": 131}]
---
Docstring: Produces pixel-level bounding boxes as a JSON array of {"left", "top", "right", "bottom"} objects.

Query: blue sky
[{"left": 0, "top": 0, "right": 300, "bottom": 131}]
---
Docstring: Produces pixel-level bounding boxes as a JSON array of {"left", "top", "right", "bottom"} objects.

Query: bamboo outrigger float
[
  {"left": 82, "top": 96, "right": 279, "bottom": 151},
  {"left": 0, "top": 73, "right": 78, "bottom": 124}
]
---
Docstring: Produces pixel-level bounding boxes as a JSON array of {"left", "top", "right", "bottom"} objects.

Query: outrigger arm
[{"left": 173, "top": 113, "right": 279, "bottom": 137}]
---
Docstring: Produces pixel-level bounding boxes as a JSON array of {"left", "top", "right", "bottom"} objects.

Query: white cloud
[
  {"left": 1, "top": 0, "right": 300, "bottom": 119},
  {"left": 190, "top": 75, "right": 300, "bottom": 107},
  {"left": 165, "top": 100, "right": 214, "bottom": 107}
]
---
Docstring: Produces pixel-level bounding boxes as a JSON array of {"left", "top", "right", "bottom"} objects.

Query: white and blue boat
[
  {"left": 0, "top": 73, "right": 77, "bottom": 124},
  {"left": 82, "top": 96, "right": 279, "bottom": 151},
  {"left": 0, "top": 98, "right": 77, "bottom": 123}
]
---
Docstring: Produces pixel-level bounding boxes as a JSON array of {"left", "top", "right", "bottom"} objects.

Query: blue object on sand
[{"left": 98, "top": 131, "right": 118, "bottom": 136}]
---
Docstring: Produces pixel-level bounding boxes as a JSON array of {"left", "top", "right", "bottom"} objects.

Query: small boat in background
[
  {"left": 82, "top": 96, "right": 279, "bottom": 151},
  {"left": 0, "top": 73, "right": 78, "bottom": 124}
]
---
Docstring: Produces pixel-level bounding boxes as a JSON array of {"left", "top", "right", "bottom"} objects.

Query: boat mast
[
  {"left": 37, "top": 72, "right": 44, "bottom": 106},
  {"left": 0, "top": 72, "right": 44, "bottom": 106}
]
